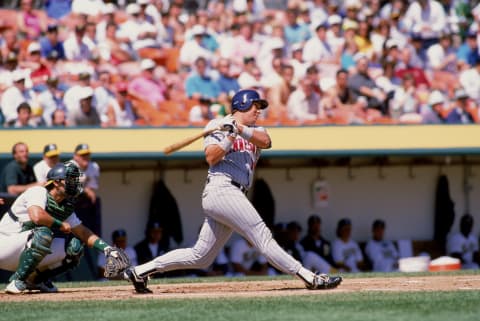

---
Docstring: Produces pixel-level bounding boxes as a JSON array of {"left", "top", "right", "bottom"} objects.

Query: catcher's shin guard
[{"left": 124, "top": 267, "right": 152, "bottom": 294}]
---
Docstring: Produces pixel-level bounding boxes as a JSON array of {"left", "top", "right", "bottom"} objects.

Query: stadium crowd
[{"left": 0, "top": 0, "right": 480, "bottom": 128}]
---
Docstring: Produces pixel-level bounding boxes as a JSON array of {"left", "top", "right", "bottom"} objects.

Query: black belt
[
  {"left": 8, "top": 208, "right": 18, "bottom": 222},
  {"left": 206, "top": 177, "right": 248, "bottom": 194}
]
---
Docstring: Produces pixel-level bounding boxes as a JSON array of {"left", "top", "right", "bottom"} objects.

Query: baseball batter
[
  {"left": 125, "top": 89, "right": 342, "bottom": 293},
  {"left": 0, "top": 161, "right": 124, "bottom": 294}
]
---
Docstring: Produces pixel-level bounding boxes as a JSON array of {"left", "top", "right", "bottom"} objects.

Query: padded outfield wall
[{"left": 1, "top": 125, "right": 480, "bottom": 246}]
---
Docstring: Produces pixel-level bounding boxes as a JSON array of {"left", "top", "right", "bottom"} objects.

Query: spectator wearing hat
[
  {"left": 63, "top": 71, "right": 92, "bottom": 113},
  {"left": 95, "top": 3, "right": 118, "bottom": 44},
  {"left": 331, "top": 218, "right": 366, "bottom": 273},
  {"left": 134, "top": 221, "right": 170, "bottom": 266},
  {"left": 104, "top": 81, "right": 137, "bottom": 127},
  {"left": 37, "top": 77, "right": 66, "bottom": 126},
  {"left": 22, "top": 42, "right": 51, "bottom": 88},
  {"left": 63, "top": 25, "right": 92, "bottom": 61},
  {"left": 459, "top": 58, "right": 480, "bottom": 104},
  {"left": 39, "top": 24, "right": 66, "bottom": 60},
  {"left": 421, "top": 90, "right": 448, "bottom": 124},
  {"left": 97, "top": 229, "right": 138, "bottom": 279},
  {"left": 0, "top": 142, "right": 39, "bottom": 196},
  {"left": 326, "top": 14, "right": 345, "bottom": 56},
  {"left": 364, "top": 219, "right": 399, "bottom": 272},
  {"left": 66, "top": 86, "right": 101, "bottom": 126},
  {"left": 456, "top": 31, "right": 480, "bottom": 69},
  {"left": 128, "top": 58, "right": 167, "bottom": 107},
  {"left": 0, "top": 69, "right": 37, "bottom": 125},
  {"left": 302, "top": 21, "right": 336, "bottom": 67},
  {"left": 283, "top": 8, "right": 310, "bottom": 46},
  {"left": 33, "top": 143, "right": 61, "bottom": 182},
  {"left": 446, "top": 88, "right": 476, "bottom": 124},
  {"left": 179, "top": 24, "right": 214, "bottom": 70},
  {"left": 185, "top": 57, "right": 220, "bottom": 101}
]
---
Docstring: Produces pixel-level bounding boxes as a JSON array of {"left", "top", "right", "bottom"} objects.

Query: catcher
[{"left": 0, "top": 161, "right": 130, "bottom": 294}]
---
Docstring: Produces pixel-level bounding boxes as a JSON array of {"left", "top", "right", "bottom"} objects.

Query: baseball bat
[{"left": 163, "top": 127, "right": 219, "bottom": 155}]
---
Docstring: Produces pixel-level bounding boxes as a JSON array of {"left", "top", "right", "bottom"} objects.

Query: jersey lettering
[{"left": 232, "top": 138, "right": 257, "bottom": 154}]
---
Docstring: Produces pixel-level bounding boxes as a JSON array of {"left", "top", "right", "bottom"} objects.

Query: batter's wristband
[
  {"left": 93, "top": 238, "right": 109, "bottom": 252},
  {"left": 218, "top": 137, "right": 233, "bottom": 151},
  {"left": 240, "top": 126, "right": 254, "bottom": 140},
  {"left": 51, "top": 218, "right": 62, "bottom": 229}
]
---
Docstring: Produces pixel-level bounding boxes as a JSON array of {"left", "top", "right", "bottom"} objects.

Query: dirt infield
[{"left": 1, "top": 274, "right": 480, "bottom": 302}]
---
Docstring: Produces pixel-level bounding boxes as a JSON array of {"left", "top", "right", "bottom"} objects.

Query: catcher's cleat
[
  {"left": 306, "top": 273, "right": 342, "bottom": 290},
  {"left": 5, "top": 279, "right": 27, "bottom": 294},
  {"left": 26, "top": 280, "right": 58, "bottom": 293},
  {"left": 124, "top": 267, "right": 152, "bottom": 294}
]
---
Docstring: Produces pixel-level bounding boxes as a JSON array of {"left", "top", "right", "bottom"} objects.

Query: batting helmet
[
  {"left": 46, "top": 161, "right": 83, "bottom": 196},
  {"left": 231, "top": 89, "right": 268, "bottom": 112}
]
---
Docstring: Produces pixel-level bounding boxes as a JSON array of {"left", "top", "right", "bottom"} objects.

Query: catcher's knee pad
[
  {"left": 65, "top": 237, "right": 84, "bottom": 263},
  {"left": 29, "top": 226, "right": 54, "bottom": 257}
]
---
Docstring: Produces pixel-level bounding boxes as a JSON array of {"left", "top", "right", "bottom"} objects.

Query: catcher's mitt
[{"left": 104, "top": 246, "right": 131, "bottom": 278}]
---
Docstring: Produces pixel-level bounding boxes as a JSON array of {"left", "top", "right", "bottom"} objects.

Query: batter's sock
[{"left": 296, "top": 267, "right": 315, "bottom": 285}]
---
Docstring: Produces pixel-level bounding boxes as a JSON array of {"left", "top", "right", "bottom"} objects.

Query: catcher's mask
[
  {"left": 231, "top": 89, "right": 268, "bottom": 112},
  {"left": 45, "top": 161, "right": 83, "bottom": 196}
]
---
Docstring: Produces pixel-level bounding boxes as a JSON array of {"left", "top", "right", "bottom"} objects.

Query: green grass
[{"left": 1, "top": 291, "right": 480, "bottom": 321}]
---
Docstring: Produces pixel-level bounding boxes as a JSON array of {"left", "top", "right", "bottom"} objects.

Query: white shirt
[
  {"left": 332, "top": 238, "right": 364, "bottom": 273},
  {"left": 80, "top": 161, "right": 100, "bottom": 190},
  {"left": 33, "top": 159, "right": 54, "bottom": 182},
  {"left": 230, "top": 238, "right": 267, "bottom": 272},
  {"left": 459, "top": 67, "right": 480, "bottom": 102},
  {"left": 117, "top": 19, "right": 158, "bottom": 51},
  {"left": 365, "top": 239, "right": 399, "bottom": 272},
  {"left": 402, "top": 0, "right": 447, "bottom": 39},
  {"left": 287, "top": 88, "right": 321, "bottom": 121},
  {"left": 426, "top": 44, "right": 456, "bottom": 72},
  {"left": 63, "top": 85, "right": 85, "bottom": 113},
  {"left": 7, "top": 186, "right": 81, "bottom": 227},
  {"left": 63, "top": 34, "right": 92, "bottom": 61},
  {"left": 447, "top": 232, "right": 479, "bottom": 269},
  {"left": 179, "top": 39, "right": 214, "bottom": 67},
  {"left": 302, "top": 36, "right": 334, "bottom": 65},
  {"left": 71, "top": 0, "right": 105, "bottom": 16},
  {"left": 37, "top": 89, "right": 61, "bottom": 126},
  {"left": 0, "top": 85, "right": 37, "bottom": 123}
]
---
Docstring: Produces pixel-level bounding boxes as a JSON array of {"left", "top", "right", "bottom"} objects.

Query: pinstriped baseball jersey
[{"left": 204, "top": 118, "right": 264, "bottom": 189}]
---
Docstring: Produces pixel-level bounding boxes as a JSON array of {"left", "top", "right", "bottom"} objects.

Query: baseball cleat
[
  {"left": 5, "top": 279, "right": 27, "bottom": 294},
  {"left": 26, "top": 280, "right": 58, "bottom": 293},
  {"left": 124, "top": 267, "right": 152, "bottom": 294},
  {"left": 306, "top": 273, "right": 342, "bottom": 290}
]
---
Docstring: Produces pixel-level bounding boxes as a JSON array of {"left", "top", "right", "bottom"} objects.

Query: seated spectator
[
  {"left": 50, "top": 108, "right": 67, "bottom": 127},
  {"left": 134, "top": 221, "right": 170, "bottom": 266},
  {"left": 66, "top": 86, "right": 101, "bottom": 126},
  {"left": 16, "top": 0, "right": 47, "bottom": 40},
  {"left": 0, "top": 142, "right": 39, "bottom": 196},
  {"left": 332, "top": 218, "right": 366, "bottom": 273},
  {"left": 287, "top": 78, "right": 323, "bottom": 122},
  {"left": 22, "top": 42, "right": 51, "bottom": 89},
  {"left": 446, "top": 88, "right": 475, "bottom": 124},
  {"left": 456, "top": 31, "right": 480, "bottom": 69},
  {"left": 105, "top": 82, "right": 137, "bottom": 127},
  {"left": 179, "top": 24, "right": 214, "bottom": 70},
  {"left": 117, "top": 3, "right": 159, "bottom": 53},
  {"left": 97, "top": 229, "right": 138, "bottom": 280},
  {"left": 300, "top": 215, "right": 335, "bottom": 267},
  {"left": 237, "top": 57, "right": 262, "bottom": 89},
  {"left": 447, "top": 213, "right": 480, "bottom": 269},
  {"left": 97, "top": 22, "right": 133, "bottom": 65},
  {"left": 215, "top": 58, "right": 240, "bottom": 102},
  {"left": 37, "top": 77, "right": 66, "bottom": 126},
  {"left": 39, "top": 24, "right": 66, "bottom": 61},
  {"left": 389, "top": 73, "right": 422, "bottom": 123},
  {"left": 0, "top": 70, "right": 37, "bottom": 125},
  {"left": 264, "top": 62, "right": 295, "bottom": 120},
  {"left": 348, "top": 53, "right": 389, "bottom": 116},
  {"left": 0, "top": 52, "right": 19, "bottom": 91},
  {"left": 302, "top": 21, "right": 336, "bottom": 69},
  {"left": 459, "top": 59, "right": 480, "bottom": 104},
  {"left": 63, "top": 25, "right": 93, "bottom": 61},
  {"left": 230, "top": 237, "right": 269, "bottom": 276},
  {"left": 63, "top": 71, "right": 92, "bottom": 113},
  {"left": 6, "top": 102, "right": 37, "bottom": 128},
  {"left": 189, "top": 97, "right": 214, "bottom": 125},
  {"left": 185, "top": 57, "right": 220, "bottom": 101},
  {"left": 128, "top": 58, "right": 167, "bottom": 106},
  {"left": 0, "top": 29, "right": 20, "bottom": 62},
  {"left": 364, "top": 219, "right": 399, "bottom": 272},
  {"left": 421, "top": 90, "right": 448, "bottom": 124},
  {"left": 33, "top": 143, "right": 61, "bottom": 183}
]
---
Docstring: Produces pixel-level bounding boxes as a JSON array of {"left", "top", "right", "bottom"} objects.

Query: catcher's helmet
[
  {"left": 46, "top": 161, "right": 83, "bottom": 196},
  {"left": 231, "top": 89, "right": 268, "bottom": 112}
]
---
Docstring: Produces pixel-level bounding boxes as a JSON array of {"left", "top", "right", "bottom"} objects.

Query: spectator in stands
[
  {"left": 39, "top": 24, "right": 66, "bottom": 61},
  {"left": 0, "top": 70, "right": 37, "bottom": 125},
  {"left": 457, "top": 31, "right": 480, "bottom": 69},
  {"left": 326, "top": 14, "right": 345, "bottom": 57},
  {"left": 37, "top": 77, "right": 66, "bottom": 126},
  {"left": 97, "top": 229, "right": 138, "bottom": 280},
  {"left": 230, "top": 237, "right": 269, "bottom": 276},
  {"left": 179, "top": 24, "right": 215, "bottom": 70},
  {"left": 459, "top": 59, "right": 480, "bottom": 104},
  {"left": 6, "top": 102, "right": 37, "bottom": 128},
  {"left": 332, "top": 218, "right": 366, "bottom": 273},
  {"left": 389, "top": 73, "right": 422, "bottom": 123},
  {"left": 16, "top": 0, "right": 47, "bottom": 40},
  {"left": 71, "top": 0, "right": 104, "bottom": 16},
  {"left": 264, "top": 62, "right": 295, "bottom": 120},
  {"left": 447, "top": 213, "right": 480, "bottom": 269},
  {"left": 283, "top": 8, "right": 310, "bottom": 46},
  {"left": 302, "top": 21, "right": 336, "bottom": 68},
  {"left": 0, "top": 52, "right": 18, "bottom": 92},
  {"left": 128, "top": 58, "right": 167, "bottom": 106},
  {"left": 287, "top": 78, "right": 323, "bottom": 122},
  {"left": 50, "top": 108, "right": 67, "bottom": 127},
  {"left": 22, "top": 42, "right": 51, "bottom": 89},
  {"left": 94, "top": 70, "right": 116, "bottom": 124},
  {"left": 63, "top": 72, "right": 92, "bottom": 113},
  {"left": 215, "top": 58, "right": 240, "bottom": 101},
  {"left": 0, "top": 29, "right": 20, "bottom": 61},
  {"left": 446, "top": 88, "right": 475, "bottom": 124},
  {"left": 0, "top": 142, "right": 38, "bottom": 196},
  {"left": 364, "top": 219, "right": 399, "bottom": 272},
  {"left": 300, "top": 215, "right": 335, "bottom": 267},
  {"left": 421, "top": 90, "right": 448, "bottom": 124},
  {"left": 97, "top": 22, "right": 133, "bottom": 65},
  {"left": 105, "top": 81, "right": 137, "bottom": 127},
  {"left": 185, "top": 57, "right": 220, "bottom": 101},
  {"left": 237, "top": 57, "right": 262, "bottom": 89},
  {"left": 228, "top": 22, "right": 261, "bottom": 68},
  {"left": 257, "top": 36, "right": 285, "bottom": 77},
  {"left": 134, "top": 221, "right": 170, "bottom": 266},
  {"left": 95, "top": 3, "right": 117, "bottom": 44},
  {"left": 33, "top": 143, "right": 60, "bottom": 183},
  {"left": 426, "top": 31, "right": 457, "bottom": 74},
  {"left": 67, "top": 86, "right": 101, "bottom": 126},
  {"left": 189, "top": 97, "right": 214, "bottom": 125},
  {"left": 348, "top": 53, "right": 389, "bottom": 116},
  {"left": 63, "top": 25, "right": 92, "bottom": 61}
]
